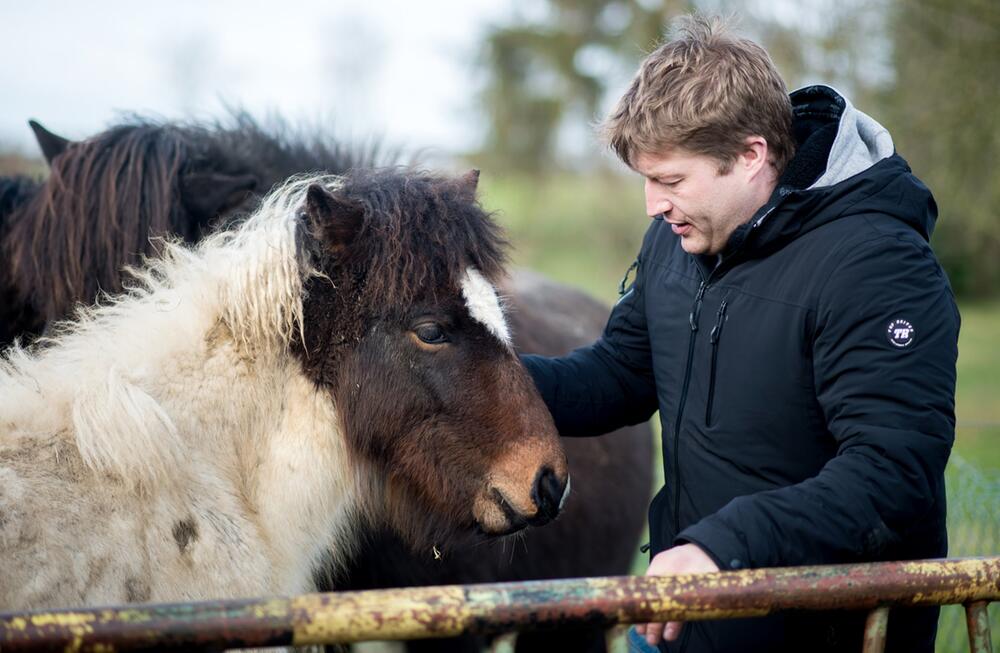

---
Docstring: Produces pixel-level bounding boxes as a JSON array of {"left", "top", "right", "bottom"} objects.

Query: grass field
[{"left": 481, "top": 173, "right": 999, "bottom": 651}]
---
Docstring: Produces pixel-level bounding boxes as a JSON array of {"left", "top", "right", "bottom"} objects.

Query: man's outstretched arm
[{"left": 521, "top": 234, "right": 659, "bottom": 437}]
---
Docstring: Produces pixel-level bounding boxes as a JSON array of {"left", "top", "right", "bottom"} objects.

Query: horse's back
[{"left": 0, "top": 433, "right": 137, "bottom": 608}]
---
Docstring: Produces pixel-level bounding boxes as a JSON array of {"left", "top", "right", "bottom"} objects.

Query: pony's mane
[
  {"left": 3, "top": 113, "right": 384, "bottom": 328},
  {"left": 328, "top": 167, "right": 509, "bottom": 309},
  {"left": 0, "top": 175, "right": 329, "bottom": 486},
  {"left": 73, "top": 173, "right": 327, "bottom": 355},
  {"left": 7, "top": 123, "right": 192, "bottom": 325},
  {"left": 205, "top": 111, "right": 390, "bottom": 193}
]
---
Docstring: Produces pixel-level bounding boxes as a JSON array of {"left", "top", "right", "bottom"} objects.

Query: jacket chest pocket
[
  {"left": 705, "top": 298, "right": 729, "bottom": 427},
  {"left": 700, "top": 296, "right": 820, "bottom": 436}
]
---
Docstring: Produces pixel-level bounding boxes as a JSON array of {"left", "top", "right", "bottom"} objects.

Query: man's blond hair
[{"left": 603, "top": 14, "right": 795, "bottom": 175}]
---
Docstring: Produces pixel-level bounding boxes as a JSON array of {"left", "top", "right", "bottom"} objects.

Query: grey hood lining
[{"left": 806, "top": 86, "right": 895, "bottom": 190}]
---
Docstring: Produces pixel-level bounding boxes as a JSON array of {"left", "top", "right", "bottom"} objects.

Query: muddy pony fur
[{"left": 1, "top": 117, "right": 653, "bottom": 652}]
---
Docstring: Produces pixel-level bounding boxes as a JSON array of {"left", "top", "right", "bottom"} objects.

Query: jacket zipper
[
  {"left": 705, "top": 299, "right": 728, "bottom": 427},
  {"left": 670, "top": 210, "right": 776, "bottom": 653},
  {"left": 672, "top": 279, "right": 707, "bottom": 536},
  {"left": 669, "top": 211, "right": 768, "bottom": 540}
]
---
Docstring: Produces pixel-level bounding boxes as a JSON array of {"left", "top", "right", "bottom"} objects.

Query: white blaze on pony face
[{"left": 460, "top": 268, "right": 511, "bottom": 347}]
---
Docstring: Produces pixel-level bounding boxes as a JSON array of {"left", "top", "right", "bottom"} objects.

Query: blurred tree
[
  {"left": 473, "top": 0, "right": 886, "bottom": 173},
  {"left": 475, "top": 0, "right": 999, "bottom": 296},
  {"left": 475, "top": 0, "right": 691, "bottom": 173},
  {"left": 878, "top": 0, "right": 1000, "bottom": 297}
]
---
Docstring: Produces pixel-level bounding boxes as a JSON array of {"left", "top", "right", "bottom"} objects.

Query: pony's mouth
[{"left": 473, "top": 474, "right": 571, "bottom": 536}]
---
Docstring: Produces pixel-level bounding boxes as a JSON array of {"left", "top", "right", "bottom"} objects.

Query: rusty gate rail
[{"left": 1, "top": 557, "right": 997, "bottom": 652}]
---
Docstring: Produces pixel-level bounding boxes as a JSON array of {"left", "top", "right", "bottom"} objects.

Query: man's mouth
[{"left": 670, "top": 222, "right": 692, "bottom": 236}]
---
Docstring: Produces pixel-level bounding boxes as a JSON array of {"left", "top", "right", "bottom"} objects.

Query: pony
[
  {"left": 1, "top": 119, "right": 652, "bottom": 651},
  {"left": 0, "top": 168, "right": 569, "bottom": 608}
]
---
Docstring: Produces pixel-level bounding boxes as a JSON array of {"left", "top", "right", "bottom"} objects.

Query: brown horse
[{"left": 1, "top": 119, "right": 652, "bottom": 651}]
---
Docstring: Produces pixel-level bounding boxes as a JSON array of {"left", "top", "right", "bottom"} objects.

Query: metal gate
[{"left": 2, "top": 557, "right": 997, "bottom": 652}]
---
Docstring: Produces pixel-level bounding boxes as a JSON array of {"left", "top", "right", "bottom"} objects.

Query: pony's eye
[{"left": 413, "top": 323, "right": 448, "bottom": 345}]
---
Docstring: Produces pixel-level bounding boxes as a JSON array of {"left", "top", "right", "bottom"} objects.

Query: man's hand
[{"left": 636, "top": 543, "right": 719, "bottom": 645}]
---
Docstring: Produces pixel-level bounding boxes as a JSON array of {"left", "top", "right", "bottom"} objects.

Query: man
[{"left": 521, "top": 14, "right": 958, "bottom": 653}]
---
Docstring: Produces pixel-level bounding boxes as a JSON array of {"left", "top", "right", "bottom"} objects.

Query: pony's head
[{"left": 293, "top": 168, "right": 569, "bottom": 545}]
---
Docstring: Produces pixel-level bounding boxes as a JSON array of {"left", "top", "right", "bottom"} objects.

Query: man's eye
[{"left": 414, "top": 323, "right": 448, "bottom": 345}]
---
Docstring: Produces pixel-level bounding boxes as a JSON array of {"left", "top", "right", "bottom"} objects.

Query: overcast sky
[{"left": 0, "top": 0, "right": 525, "bottom": 160}]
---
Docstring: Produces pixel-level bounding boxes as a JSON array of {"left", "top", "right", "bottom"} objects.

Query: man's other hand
[{"left": 636, "top": 543, "right": 719, "bottom": 645}]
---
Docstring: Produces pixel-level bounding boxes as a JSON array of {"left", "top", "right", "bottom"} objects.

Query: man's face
[{"left": 634, "top": 148, "right": 759, "bottom": 256}]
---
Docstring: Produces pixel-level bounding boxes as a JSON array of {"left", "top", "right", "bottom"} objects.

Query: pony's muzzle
[{"left": 476, "top": 466, "right": 570, "bottom": 534}]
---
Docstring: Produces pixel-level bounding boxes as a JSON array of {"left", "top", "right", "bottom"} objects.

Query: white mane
[
  {"left": 0, "top": 174, "right": 333, "bottom": 488},
  {"left": 0, "top": 173, "right": 366, "bottom": 606}
]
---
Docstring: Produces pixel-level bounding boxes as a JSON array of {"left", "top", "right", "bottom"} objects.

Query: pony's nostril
[{"left": 530, "top": 466, "right": 566, "bottom": 524}]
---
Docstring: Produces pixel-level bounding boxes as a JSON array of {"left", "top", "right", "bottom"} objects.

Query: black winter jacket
[{"left": 522, "top": 86, "right": 959, "bottom": 652}]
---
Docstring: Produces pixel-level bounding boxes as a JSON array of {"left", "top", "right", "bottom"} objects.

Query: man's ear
[
  {"left": 180, "top": 171, "right": 259, "bottom": 222},
  {"left": 302, "top": 183, "right": 365, "bottom": 255},
  {"left": 28, "top": 119, "right": 72, "bottom": 164},
  {"left": 741, "top": 136, "right": 770, "bottom": 178}
]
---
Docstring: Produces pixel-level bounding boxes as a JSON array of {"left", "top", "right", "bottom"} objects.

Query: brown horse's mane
[{"left": 1, "top": 113, "right": 384, "bottom": 338}]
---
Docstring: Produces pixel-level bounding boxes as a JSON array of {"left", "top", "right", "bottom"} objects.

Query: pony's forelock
[
  {"left": 327, "top": 168, "right": 510, "bottom": 311},
  {"left": 210, "top": 175, "right": 338, "bottom": 353}
]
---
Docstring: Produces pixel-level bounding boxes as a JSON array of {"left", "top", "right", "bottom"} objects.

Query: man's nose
[{"left": 644, "top": 183, "right": 672, "bottom": 218}]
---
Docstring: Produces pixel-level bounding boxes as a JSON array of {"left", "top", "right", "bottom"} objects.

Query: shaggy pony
[{"left": 0, "top": 169, "right": 566, "bottom": 609}]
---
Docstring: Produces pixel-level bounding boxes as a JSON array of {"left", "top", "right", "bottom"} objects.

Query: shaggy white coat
[{"left": 0, "top": 175, "right": 363, "bottom": 609}]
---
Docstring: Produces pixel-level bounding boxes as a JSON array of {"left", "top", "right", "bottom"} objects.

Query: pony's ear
[
  {"left": 457, "top": 169, "right": 480, "bottom": 201},
  {"left": 180, "top": 171, "right": 259, "bottom": 221},
  {"left": 303, "top": 183, "right": 364, "bottom": 254},
  {"left": 28, "top": 119, "right": 71, "bottom": 164}
]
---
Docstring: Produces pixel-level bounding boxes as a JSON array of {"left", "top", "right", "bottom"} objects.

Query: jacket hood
[
  {"left": 723, "top": 86, "right": 937, "bottom": 262},
  {"left": 803, "top": 86, "right": 894, "bottom": 190}
]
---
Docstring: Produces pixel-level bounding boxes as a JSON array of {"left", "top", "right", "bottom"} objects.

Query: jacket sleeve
[
  {"left": 520, "top": 230, "right": 659, "bottom": 437},
  {"left": 677, "top": 234, "right": 958, "bottom": 569}
]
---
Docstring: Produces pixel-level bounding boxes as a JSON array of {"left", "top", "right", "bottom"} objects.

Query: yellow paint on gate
[{"left": 292, "top": 586, "right": 470, "bottom": 645}]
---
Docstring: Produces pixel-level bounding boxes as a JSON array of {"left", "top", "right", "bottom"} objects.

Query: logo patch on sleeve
[{"left": 887, "top": 319, "right": 915, "bottom": 348}]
